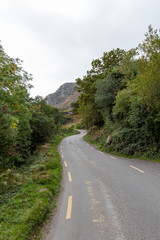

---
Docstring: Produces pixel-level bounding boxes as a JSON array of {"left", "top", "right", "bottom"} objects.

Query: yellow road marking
[
  {"left": 91, "top": 146, "right": 94, "bottom": 149},
  {"left": 85, "top": 181, "right": 91, "bottom": 185},
  {"left": 93, "top": 219, "right": 104, "bottom": 223},
  {"left": 60, "top": 149, "right": 62, "bottom": 153},
  {"left": 61, "top": 154, "right": 64, "bottom": 158},
  {"left": 93, "top": 214, "right": 104, "bottom": 223},
  {"left": 88, "top": 186, "right": 93, "bottom": 193},
  {"left": 64, "top": 161, "right": 67, "bottom": 167},
  {"left": 68, "top": 172, "right": 72, "bottom": 182},
  {"left": 110, "top": 156, "right": 117, "bottom": 159},
  {"left": 98, "top": 151, "right": 104, "bottom": 154},
  {"left": 130, "top": 165, "right": 144, "bottom": 173},
  {"left": 66, "top": 196, "right": 72, "bottom": 219}
]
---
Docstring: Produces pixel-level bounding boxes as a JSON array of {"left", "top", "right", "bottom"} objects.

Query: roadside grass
[
  {"left": 0, "top": 130, "right": 77, "bottom": 240},
  {"left": 84, "top": 133, "right": 160, "bottom": 163},
  {"left": 83, "top": 135, "right": 101, "bottom": 147}
]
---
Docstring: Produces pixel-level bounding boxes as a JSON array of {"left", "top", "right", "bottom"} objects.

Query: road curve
[{"left": 46, "top": 130, "right": 160, "bottom": 240}]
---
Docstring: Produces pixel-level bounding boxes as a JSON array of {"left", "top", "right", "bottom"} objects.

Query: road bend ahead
[{"left": 46, "top": 130, "right": 160, "bottom": 240}]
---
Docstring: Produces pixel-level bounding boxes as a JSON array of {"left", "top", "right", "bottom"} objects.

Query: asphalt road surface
[{"left": 46, "top": 130, "right": 160, "bottom": 240}]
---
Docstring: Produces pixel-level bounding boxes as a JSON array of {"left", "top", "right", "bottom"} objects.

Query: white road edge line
[
  {"left": 98, "top": 151, "right": 104, "bottom": 154},
  {"left": 110, "top": 156, "right": 117, "bottom": 159},
  {"left": 129, "top": 165, "right": 144, "bottom": 173}
]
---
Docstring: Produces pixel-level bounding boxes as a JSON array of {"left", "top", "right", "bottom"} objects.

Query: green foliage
[
  {"left": 76, "top": 25, "right": 160, "bottom": 159},
  {"left": 76, "top": 75, "right": 103, "bottom": 128},
  {"left": 0, "top": 134, "right": 63, "bottom": 240},
  {"left": 104, "top": 88, "right": 160, "bottom": 157},
  {"left": 100, "top": 48, "right": 126, "bottom": 74},
  {"left": 15, "top": 114, "right": 32, "bottom": 164},
  {"left": 71, "top": 101, "right": 79, "bottom": 114},
  {"left": 118, "top": 48, "right": 138, "bottom": 81},
  {"left": 0, "top": 113, "right": 17, "bottom": 157},
  {"left": 29, "top": 99, "right": 56, "bottom": 151},
  {"left": 62, "top": 114, "right": 73, "bottom": 124},
  {"left": 113, "top": 87, "right": 134, "bottom": 120},
  {"left": 30, "top": 112, "right": 55, "bottom": 150},
  {"left": 78, "top": 101, "right": 103, "bottom": 128},
  {"left": 134, "top": 26, "right": 160, "bottom": 110},
  {"left": 76, "top": 121, "right": 86, "bottom": 129},
  {"left": 76, "top": 48, "right": 125, "bottom": 127},
  {"left": 0, "top": 43, "right": 67, "bottom": 169},
  {"left": 0, "top": 43, "right": 32, "bottom": 167},
  {"left": 103, "top": 116, "right": 115, "bottom": 136},
  {"left": 95, "top": 70, "right": 125, "bottom": 118}
]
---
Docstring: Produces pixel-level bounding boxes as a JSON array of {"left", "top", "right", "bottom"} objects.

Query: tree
[
  {"left": 135, "top": 25, "right": 160, "bottom": 110},
  {"left": 76, "top": 48, "right": 126, "bottom": 128},
  {"left": 95, "top": 70, "right": 125, "bottom": 118},
  {"left": 29, "top": 97, "right": 67, "bottom": 151},
  {"left": 0, "top": 43, "right": 32, "bottom": 167},
  {"left": 71, "top": 101, "right": 79, "bottom": 114}
]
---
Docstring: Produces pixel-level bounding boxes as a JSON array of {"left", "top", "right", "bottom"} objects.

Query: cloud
[{"left": 0, "top": 0, "right": 160, "bottom": 97}]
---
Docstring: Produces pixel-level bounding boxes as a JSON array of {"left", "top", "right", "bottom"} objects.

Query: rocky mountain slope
[{"left": 45, "top": 82, "right": 79, "bottom": 110}]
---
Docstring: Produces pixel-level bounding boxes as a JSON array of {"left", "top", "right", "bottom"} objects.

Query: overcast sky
[{"left": 0, "top": 0, "right": 160, "bottom": 97}]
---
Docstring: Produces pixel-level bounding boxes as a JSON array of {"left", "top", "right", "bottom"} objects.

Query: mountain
[{"left": 45, "top": 82, "right": 80, "bottom": 110}]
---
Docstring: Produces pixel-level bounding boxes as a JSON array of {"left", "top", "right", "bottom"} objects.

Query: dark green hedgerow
[{"left": 84, "top": 130, "right": 160, "bottom": 162}]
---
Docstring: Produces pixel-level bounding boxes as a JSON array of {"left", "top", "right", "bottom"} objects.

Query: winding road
[{"left": 46, "top": 130, "right": 160, "bottom": 240}]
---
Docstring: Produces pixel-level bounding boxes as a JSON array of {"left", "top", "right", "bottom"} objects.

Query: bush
[{"left": 30, "top": 112, "right": 56, "bottom": 151}]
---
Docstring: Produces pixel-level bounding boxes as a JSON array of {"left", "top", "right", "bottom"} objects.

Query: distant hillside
[{"left": 45, "top": 82, "right": 80, "bottom": 110}]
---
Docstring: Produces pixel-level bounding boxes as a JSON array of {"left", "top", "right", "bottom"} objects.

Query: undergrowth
[
  {"left": 0, "top": 128, "right": 78, "bottom": 240},
  {"left": 84, "top": 130, "right": 160, "bottom": 163}
]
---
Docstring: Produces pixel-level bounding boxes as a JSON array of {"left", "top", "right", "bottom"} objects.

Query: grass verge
[
  {"left": 83, "top": 135, "right": 101, "bottom": 147},
  {"left": 0, "top": 131, "right": 78, "bottom": 240}
]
